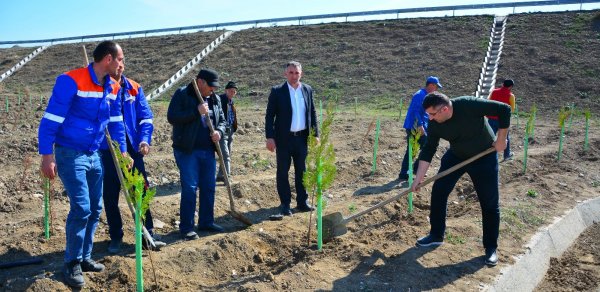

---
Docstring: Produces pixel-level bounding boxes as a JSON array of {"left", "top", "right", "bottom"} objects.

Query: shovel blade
[
  {"left": 228, "top": 210, "right": 253, "bottom": 226},
  {"left": 322, "top": 212, "right": 347, "bottom": 242}
]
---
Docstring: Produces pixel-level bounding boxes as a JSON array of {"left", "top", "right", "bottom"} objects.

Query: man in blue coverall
[
  {"left": 398, "top": 76, "right": 442, "bottom": 181},
  {"left": 38, "top": 41, "right": 128, "bottom": 288},
  {"left": 100, "top": 60, "right": 166, "bottom": 254}
]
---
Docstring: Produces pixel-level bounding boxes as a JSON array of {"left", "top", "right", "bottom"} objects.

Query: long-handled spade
[
  {"left": 322, "top": 147, "right": 495, "bottom": 242},
  {"left": 104, "top": 130, "right": 159, "bottom": 249},
  {"left": 191, "top": 80, "right": 253, "bottom": 226}
]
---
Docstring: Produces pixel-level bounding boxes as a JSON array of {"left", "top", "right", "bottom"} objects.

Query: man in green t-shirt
[{"left": 410, "top": 92, "right": 510, "bottom": 267}]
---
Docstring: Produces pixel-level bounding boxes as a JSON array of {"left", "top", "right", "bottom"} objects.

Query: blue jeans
[
  {"left": 174, "top": 149, "right": 216, "bottom": 234},
  {"left": 429, "top": 150, "right": 500, "bottom": 249},
  {"left": 400, "top": 129, "right": 427, "bottom": 177},
  {"left": 101, "top": 141, "right": 154, "bottom": 241},
  {"left": 55, "top": 145, "right": 103, "bottom": 263},
  {"left": 487, "top": 118, "right": 511, "bottom": 159}
]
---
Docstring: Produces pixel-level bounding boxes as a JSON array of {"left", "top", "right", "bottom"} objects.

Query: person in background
[
  {"left": 216, "top": 81, "right": 239, "bottom": 181},
  {"left": 38, "top": 41, "right": 128, "bottom": 288},
  {"left": 168, "top": 69, "right": 226, "bottom": 240},
  {"left": 398, "top": 76, "right": 442, "bottom": 181},
  {"left": 100, "top": 60, "right": 166, "bottom": 254},
  {"left": 411, "top": 92, "right": 510, "bottom": 267},
  {"left": 265, "top": 61, "right": 319, "bottom": 217},
  {"left": 487, "top": 79, "right": 516, "bottom": 161}
]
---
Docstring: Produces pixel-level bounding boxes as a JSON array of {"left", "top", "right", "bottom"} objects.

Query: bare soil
[
  {"left": 0, "top": 10, "right": 599, "bottom": 292},
  {"left": 536, "top": 222, "right": 600, "bottom": 292}
]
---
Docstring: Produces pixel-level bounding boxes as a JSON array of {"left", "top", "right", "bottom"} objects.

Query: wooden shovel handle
[
  {"left": 343, "top": 147, "right": 496, "bottom": 223},
  {"left": 190, "top": 80, "right": 237, "bottom": 211}
]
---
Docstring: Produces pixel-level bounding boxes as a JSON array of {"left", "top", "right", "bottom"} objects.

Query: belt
[{"left": 290, "top": 129, "right": 306, "bottom": 136}]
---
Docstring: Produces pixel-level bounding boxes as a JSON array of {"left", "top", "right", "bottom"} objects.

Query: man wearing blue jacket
[
  {"left": 398, "top": 76, "right": 442, "bottom": 181},
  {"left": 38, "top": 41, "right": 128, "bottom": 288},
  {"left": 100, "top": 62, "right": 166, "bottom": 254}
]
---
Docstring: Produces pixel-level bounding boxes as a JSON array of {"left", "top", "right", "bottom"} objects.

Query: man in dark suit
[{"left": 265, "top": 61, "right": 319, "bottom": 216}]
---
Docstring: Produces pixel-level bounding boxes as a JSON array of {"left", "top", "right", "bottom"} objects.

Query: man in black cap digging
[
  {"left": 216, "top": 81, "right": 239, "bottom": 181},
  {"left": 167, "top": 68, "right": 227, "bottom": 240}
]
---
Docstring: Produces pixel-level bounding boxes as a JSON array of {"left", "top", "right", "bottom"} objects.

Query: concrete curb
[{"left": 488, "top": 197, "right": 600, "bottom": 291}]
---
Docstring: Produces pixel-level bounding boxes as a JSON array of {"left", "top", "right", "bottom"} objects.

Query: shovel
[
  {"left": 322, "top": 147, "right": 496, "bottom": 242},
  {"left": 191, "top": 80, "right": 253, "bottom": 226},
  {"left": 104, "top": 129, "right": 159, "bottom": 249}
]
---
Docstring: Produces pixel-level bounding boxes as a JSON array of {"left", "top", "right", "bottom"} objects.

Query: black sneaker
[
  {"left": 279, "top": 205, "right": 293, "bottom": 216},
  {"left": 485, "top": 248, "right": 498, "bottom": 266},
  {"left": 295, "top": 204, "right": 315, "bottom": 213},
  {"left": 107, "top": 238, "right": 123, "bottom": 254},
  {"left": 81, "top": 258, "right": 105, "bottom": 272},
  {"left": 416, "top": 234, "right": 444, "bottom": 247},
  {"left": 182, "top": 231, "right": 199, "bottom": 241},
  {"left": 398, "top": 173, "right": 409, "bottom": 181},
  {"left": 63, "top": 261, "right": 84, "bottom": 288},
  {"left": 197, "top": 223, "right": 225, "bottom": 233},
  {"left": 502, "top": 153, "right": 514, "bottom": 162}
]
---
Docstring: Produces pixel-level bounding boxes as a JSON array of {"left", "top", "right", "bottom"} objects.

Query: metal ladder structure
[
  {"left": 475, "top": 15, "right": 507, "bottom": 98},
  {"left": 146, "top": 31, "right": 234, "bottom": 100},
  {"left": 0, "top": 46, "right": 49, "bottom": 83}
]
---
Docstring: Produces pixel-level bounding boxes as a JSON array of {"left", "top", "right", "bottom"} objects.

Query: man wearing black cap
[
  {"left": 167, "top": 68, "right": 226, "bottom": 240},
  {"left": 265, "top": 61, "right": 319, "bottom": 216},
  {"left": 216, "top": 81, "right": 239, "bottom": 181}
]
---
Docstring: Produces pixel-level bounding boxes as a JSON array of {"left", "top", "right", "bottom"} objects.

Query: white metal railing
[
  {"left": 146, "top": 31, "right": 234, "bottom": 100},
  {"left": 2, "top": 0, "right": 595, "bottom": 46},
  {"left": 0, "top": 46, "right": 49, "bottom": 83},
  {"left": 475, "top": 16, "right": 506, "bottom": 97}
]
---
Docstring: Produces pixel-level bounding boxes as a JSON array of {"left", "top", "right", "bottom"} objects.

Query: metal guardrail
[{"left": 1, "top": 0, "right": 599, "bottom": 45}]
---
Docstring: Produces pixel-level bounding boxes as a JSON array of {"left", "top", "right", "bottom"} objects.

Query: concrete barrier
[{"left": 488, "top": 196, "right": 600, "bottom": 291}]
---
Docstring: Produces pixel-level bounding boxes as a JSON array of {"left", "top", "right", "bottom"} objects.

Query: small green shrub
[
  {"left": 446, "top": 232, "right": 466, "bottom": 245},
  {"left": 526, "top": 189, "right": 538, "bottom": 198}
]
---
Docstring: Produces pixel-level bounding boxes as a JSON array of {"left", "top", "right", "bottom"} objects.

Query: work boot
[
  {"left": 81, "top": 258, "right": 105, "bottom": 272},
  {"left": 63, "top": 261, "right": 84, "bottom": 288}
]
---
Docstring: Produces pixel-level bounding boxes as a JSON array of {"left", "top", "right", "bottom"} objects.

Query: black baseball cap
[
  {"left": 225, "top": 81, "right": 238, "bottom": 89},
  {"left": 196, "top": 69, "right": 220, "bottom": 87}
]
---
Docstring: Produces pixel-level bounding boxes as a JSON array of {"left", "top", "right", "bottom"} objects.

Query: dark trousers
[
  {"left": 429, "top": 150, "right": 500, "bottom": 249},
  {"left": 276, "top": 133, "right": 309, "bottom": 209},
  {"left": 101, "top": 141, "right": 154, "bottom": 241},
  {"left": 487, "top": 118, "right": 511, "bottom": 159},
  {"left": 400, "top": 129, "right": 427, "bottom": 177}
]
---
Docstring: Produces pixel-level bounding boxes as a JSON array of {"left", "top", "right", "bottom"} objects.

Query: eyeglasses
[{"left": 427, "top": 106, "right": 445, "bottom": 117}]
